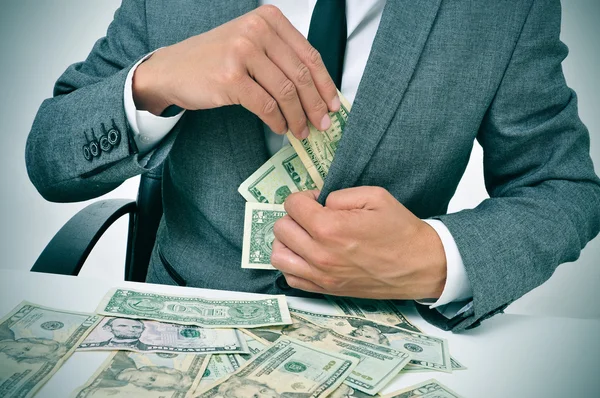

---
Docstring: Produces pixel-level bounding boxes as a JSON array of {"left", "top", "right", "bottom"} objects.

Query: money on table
[
  {"left": 71, "top": 351, "right": 209, "bottom": 398},
  {"left": 0, "top": 301, "right": 101, "bottom": 398},
  {"left": 194, "top": 337, "right": 358, "bottom": 398},
  {"left": 327, "top": 296, "right": 423, "bottom": 333},
  {"left": 96, "top": 288, "right": 292, "bottom": 328},
  {"left": 79, "top": 316, "right": 250, "bottom": 355},
  {"left": 381, "top": 378, "right": 464, "bottom": 398},
  {"left": 246, "top": 313, "right": 412, "bottom": 395},
  {"left": 290, "top": 308, "right": 453, "bottom": 373}
]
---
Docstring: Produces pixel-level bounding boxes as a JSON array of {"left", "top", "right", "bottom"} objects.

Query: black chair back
[{"left": 125, "top": 164, "right": 164, "bottom": 282}]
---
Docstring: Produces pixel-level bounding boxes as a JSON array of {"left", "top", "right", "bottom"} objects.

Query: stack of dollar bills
[
  {"left": 238, "top": 91, "right": 350, "bottom": 270},
  {"left": 0, "top": 289, "right": 465, "bottom": 397}
]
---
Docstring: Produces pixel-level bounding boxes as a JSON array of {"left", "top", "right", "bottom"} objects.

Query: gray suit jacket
[{"left": 26, "top": 0, "right": 600, "bottom": 332}]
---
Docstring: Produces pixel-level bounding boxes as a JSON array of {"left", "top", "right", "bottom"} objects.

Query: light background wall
[{"left": 1, "top": 1, "right": 598, "bottom": 318}]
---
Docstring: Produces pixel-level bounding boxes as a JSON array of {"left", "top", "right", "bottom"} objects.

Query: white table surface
[{"left": 1, "top": 269, "right": 598, "bottom": 397}]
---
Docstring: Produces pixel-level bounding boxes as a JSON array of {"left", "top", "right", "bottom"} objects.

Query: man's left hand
[{"left": 271, "top": 187, "right": 447, "bottom": 299}]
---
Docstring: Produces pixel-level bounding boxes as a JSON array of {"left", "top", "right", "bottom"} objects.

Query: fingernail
[
  {"left": 320, "top": 114, "right": 331, "bottom": 131},
  {"left": 331, "top": 95, "right": 341, "bottom": 112},
  {"left": 300, "top": 126, "right": 310, "bottom": 139}
]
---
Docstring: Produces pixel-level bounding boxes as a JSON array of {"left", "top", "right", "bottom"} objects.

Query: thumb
[{"left": 325, "top": 186, "right": 388, "bottom": 210}]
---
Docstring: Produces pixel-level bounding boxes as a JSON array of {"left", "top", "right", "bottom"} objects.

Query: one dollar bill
[
  {"left": 78, "top": 316, "right": 249, "bottom": 355},
  {"left": 381, "top": 379, "right": 464, "bottom": 398},
  {"left": 286, "top": 91, "right": 351, "bottom": 189},
  {"left": 241, "top": 202, "right": 286, "bottom": 270},
  {"left": 96, "top": 288, "right": 291, "bottom": 328},
  {"left": 71, "top": 351, "right": 209, "bottom": 398},
  {"left": 0, "top": 301, "right": 101, "bottom": 398},
  {"left": 194, "top": 337, "right": 358, "bottom": 398}
]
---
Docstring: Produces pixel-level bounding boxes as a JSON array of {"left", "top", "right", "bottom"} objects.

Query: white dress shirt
[{"left": 123, "top": 0, "right": 473, "bottom": 310}]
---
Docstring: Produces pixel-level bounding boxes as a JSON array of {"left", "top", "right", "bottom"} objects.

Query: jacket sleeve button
[
  {"left": 89, "top": 140, "right": 100, "bottom": 157},
  {"left": 107, "top": 128, "right": 121, "bottom": 146},
  {"left": 99, "top": 135, "right": 112, "bottom": 152},
  {"left": 82, "top": 144, "right": 92, "bottom": 161}
]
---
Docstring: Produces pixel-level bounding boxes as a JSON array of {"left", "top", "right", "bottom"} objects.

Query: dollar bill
[
  {"left": 327, "top": 296, "right": 422, "bottom": 333},
  {"left": 241, "top": 202, "right": 286, "bottom": 270},
  {"left": 250, "top": 314, "right": 411, "bottom": 395},
  {"left": 194, "top": 337, "right": 357, "bottom": 398},
  {"left": 96, "top": 288, "right": 292, "bottom": 328},
  {"left": 71, "top": 351, "right": 209, "bottom": 398},
  {"left": 381, "top": 379, "right": 464, "bottom": 398},
  {"left": 195, "top": 354, "right": 247, "bottom": 391},
  {"left": 0, "top": 301, "right": 101, "bottom": 398},
  {"left": 238, "top": 144, "right": 316, "bottom": 204},
  {"left": 240, "top": 331, "right": 267, "bottom": 357},
  {"left": 78, "top": 317, "right": 249, "bottom": 354},
  {"left": 402, "top": 356, "right": 466, "bottom": 373},
  {"left": 286, "top": 91, "right": 351, "bottom": 189},
  {"left": 289, "top": 308, "right": 452, "bottom": 373}
]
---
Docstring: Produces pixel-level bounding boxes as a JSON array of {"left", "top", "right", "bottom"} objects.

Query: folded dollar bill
[{"left": 96, "top": 288, "right": 292, "bottom": 328}]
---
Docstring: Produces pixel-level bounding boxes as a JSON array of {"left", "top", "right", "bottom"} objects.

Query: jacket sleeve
[
  {"left": 26, "top": 0, "right": 179, "bottom": 202},
  {"left": 434, "top": 0, "right": 600, "bottom": 331}
]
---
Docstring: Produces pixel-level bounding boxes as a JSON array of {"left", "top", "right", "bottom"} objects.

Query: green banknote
[
  {"left": 0, "top": 301, "right": 101, "bottom": 398},
  {"left": 71, "top": 351, "right": 209, "bottom": 398},
  {"left": 238, "top": 144, "right": 316, "bottom": 204},
  {"left": 194, "top": 337, "right": 357, "bottom": 398},
  {"left": 195, "top": 354, "right": 247, "bottom": 392},
  {"left": 241, "top": 202, "right": 287, "bottom": 270},
  {"left": 78, "top": 317, "right": 250, "bottom": 354},
  {"left": 96, "top": 288, "right": 292, "bottom": 328},
  {"left": 381, "top": 379, "right": 464, "bottom": 398},
  {"left": 250, "top": 314, "right": 411, "bottom": 395},
  {"left": 402, "top": 356, "right": 467, "bottom": 373},
  {"left": 286, "top": 91, "right": 351, "bottom": 189},
  {"left": 327, "top": 296, "right": 422, "bottom": 333},
  {"left": 290, "top": 308, "right": 453, "bottom": 373}
]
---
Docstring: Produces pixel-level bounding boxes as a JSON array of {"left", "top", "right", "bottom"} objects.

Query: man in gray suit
[{"left": 26, "top": 0, "right": 600, "bottom": 332}]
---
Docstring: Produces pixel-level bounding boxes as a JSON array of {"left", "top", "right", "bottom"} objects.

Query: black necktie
[{"left": 307, "top": 0, "right": 347, "bottom": 89}]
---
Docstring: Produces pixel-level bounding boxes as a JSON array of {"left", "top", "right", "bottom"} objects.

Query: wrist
[
  {"left": 132, "top": 49, "right": 173, "bottom": 116},
  {"left": 418, "top": 221, "right": 447, "bottom": 299}
]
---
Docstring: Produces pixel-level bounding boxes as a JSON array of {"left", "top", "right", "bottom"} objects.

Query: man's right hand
[{"left": 132, "top": 5, "right": 340, "bottom": 139}]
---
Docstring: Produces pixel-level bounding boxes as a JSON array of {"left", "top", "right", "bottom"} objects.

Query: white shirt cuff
[
  {"left": 418, "top": 219, "right": 473, "bottom": 309},
  {"left": 124, "top": 50, "right": 184, "bottom": 155}
]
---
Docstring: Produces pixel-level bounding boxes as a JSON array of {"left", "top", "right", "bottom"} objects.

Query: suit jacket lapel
[{"left": 319, "top": 0, "right": 442, "bottom": 202}]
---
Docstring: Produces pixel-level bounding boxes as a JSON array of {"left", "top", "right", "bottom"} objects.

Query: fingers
[
  {"left": 262, "top": 34, "right": 332, "bottom": 132},
  {"left": 247, "top": 54, "right": 307, "bottom": 138},
  {"left": 271, "top": 239, "right": 326, "bottom": 293},
  {"left": 273, "top": 214, "right": 319, "bottom": 264},
  {"left": 282, "top": 274, "right": 326, "bottom": 294},
  {"left": 325, "top": 186, "right": 389, "bottom": 211},
  {"left": 283, "top": 191, "right": 325, "bottom": 236},
  {"left": 235, "top": 76, "right": 287, "bottom": 136},
  {"left": 255, "top": 5, "right": 340, "bottom": 112}
]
